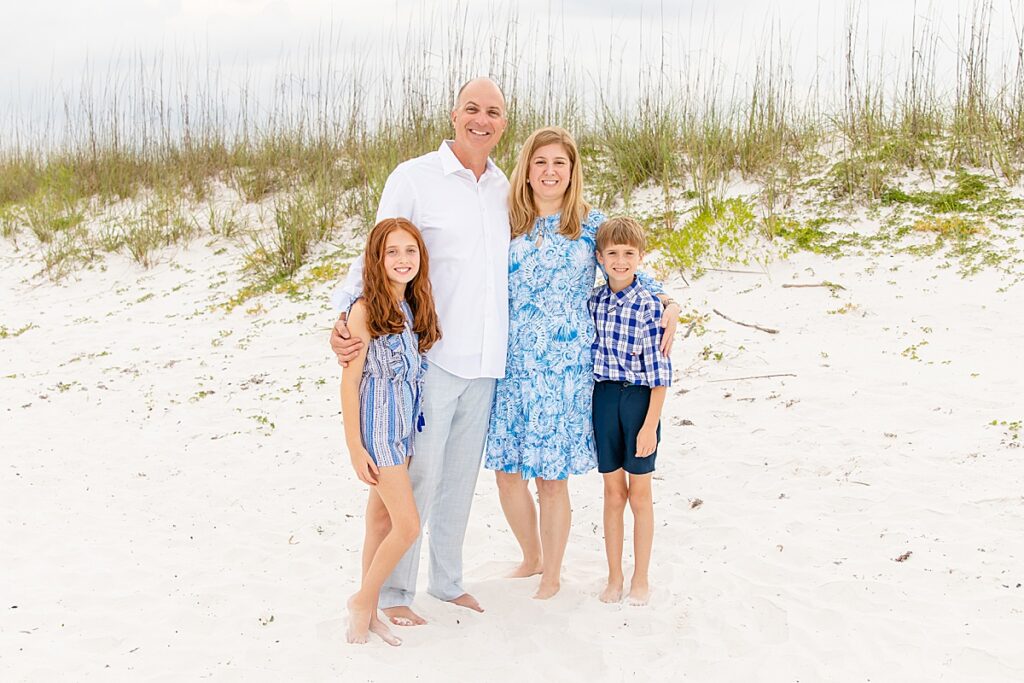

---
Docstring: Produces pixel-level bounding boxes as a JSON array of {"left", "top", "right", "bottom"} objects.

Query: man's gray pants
[{"left": 378, "top": 361, "right": 496, "bottom": 609}]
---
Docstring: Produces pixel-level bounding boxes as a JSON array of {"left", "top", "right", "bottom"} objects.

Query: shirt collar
[
  {"left": 609, "top": 276, "right": 641, "bottom": 306},
  {"left": 438, "top": 140, "right": 499, "bottom": 178}
]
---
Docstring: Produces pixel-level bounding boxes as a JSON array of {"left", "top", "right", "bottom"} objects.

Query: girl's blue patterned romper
[{"left": 359, "top": 300, "right": 427, "bottom": 468}]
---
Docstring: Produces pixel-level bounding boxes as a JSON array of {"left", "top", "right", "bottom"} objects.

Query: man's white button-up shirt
[{"left": 332, "top": 141, "right": 511, "bottom": 379}]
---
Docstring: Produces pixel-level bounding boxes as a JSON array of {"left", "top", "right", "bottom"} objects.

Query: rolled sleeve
[
  {"left": 641, "top": 302, "right": 672, "bottom": 387},
  {"left": 330, "top": 254, "right": 364, "bottom": 313}
]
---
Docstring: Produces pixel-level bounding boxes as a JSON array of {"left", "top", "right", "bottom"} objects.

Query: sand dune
[{"left": 2, "top": 214, "right": 1023, "bottom": 681}]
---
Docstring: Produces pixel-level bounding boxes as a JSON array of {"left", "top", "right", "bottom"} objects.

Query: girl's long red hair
[{"left": 362, "top": 218, "right": 441, "bottom": 354}]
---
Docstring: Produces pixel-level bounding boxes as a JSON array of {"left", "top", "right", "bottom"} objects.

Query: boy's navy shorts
[{"left": 593, "top": 380, "right": 660, "bottom": 475}]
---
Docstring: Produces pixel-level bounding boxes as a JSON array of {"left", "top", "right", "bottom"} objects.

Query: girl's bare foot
[
  {"left": 346, "top": 595, "right": 371, "bottom": 644},
  {"left": 382, "top": 605, "right": 427, "bottom": 626},
  {"left": 532, "top": 580, "right": 560, "bottom": 600},
  {"left": 599, "top": 578, "right": 624, "bottom": 603},
  {"left": 369, "top": 612, "right": 402, "bottom": 646},
  {"left": 627, "top": 580, "right": 651, "bottom": 606},
  {"left": 507, "top": 559, "right": 543, "bottom": 578}
]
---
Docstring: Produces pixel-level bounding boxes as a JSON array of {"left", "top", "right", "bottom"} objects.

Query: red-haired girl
[{"left": 340, "top": 218, "right": 441, "bottom": 646}]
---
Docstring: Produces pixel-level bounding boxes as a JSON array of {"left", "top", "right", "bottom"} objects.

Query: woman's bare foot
[
  {"left": 599, "top": 578, "right": 624, "bottom": 603},
  {"left": 447, "top": 593, "right": 484, "bottom": 612},
  {"left": 382, "top": 606, "right": 427, "bottom": 626},
  {"left": 369, "top": 612, "right": 402, "bottom": 646},
  {"left": 532, "top": 579, "right": 560, "bottom": 600},
  {"left": 346, "top": 595, "right": 371, "bottom": 644},
  {"left": 627, "top": 580, "right": 651, "bottom": 606},
  {"left": 507, "top": 559, "right": 543, "bottom": 578}
]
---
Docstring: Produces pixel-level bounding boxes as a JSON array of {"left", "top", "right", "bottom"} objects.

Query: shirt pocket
[{"left": 627, "top": 341, "right": 647, "bottom": 377}]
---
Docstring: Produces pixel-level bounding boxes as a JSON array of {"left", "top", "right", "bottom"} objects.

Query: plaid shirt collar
[{"left": 597, "top": 276, "right": 642, "bottom": 307}]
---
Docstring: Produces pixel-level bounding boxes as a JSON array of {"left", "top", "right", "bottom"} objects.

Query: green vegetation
[
  {"left": 649, "top": 198, "right": 762, "bottom": 276},
  {"left": 0, "top": 323, "right": 35, "bottom": 339},
  {"left": 990, "top": 419, "right": 1022, "bottom": 447},
  {"left": 2, "top": 8, "right": 1024, "bottom": 290},
  {"left": 882, "top": 172, "right": 988, "bottom": 213},
  {"left": 765, "top": 216, "right": 850, "bottom": 256}
]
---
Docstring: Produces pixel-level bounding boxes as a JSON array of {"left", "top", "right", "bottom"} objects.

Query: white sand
[{"left": 2, "top": 216, "right": 1023, "bottom": 682}]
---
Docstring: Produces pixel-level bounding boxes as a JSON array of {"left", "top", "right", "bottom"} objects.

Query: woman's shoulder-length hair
[{"left": 508, "top": 126, "right": 590, "bottom": 241}]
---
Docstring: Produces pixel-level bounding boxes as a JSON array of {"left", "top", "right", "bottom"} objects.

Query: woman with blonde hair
[{"left": 485, "top": 126, "right": 679, "bottom": 599}]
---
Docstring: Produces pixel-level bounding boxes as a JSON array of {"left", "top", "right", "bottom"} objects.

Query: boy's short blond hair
[{"left": 596, "top": 216, "right": 646, "bottom": 252}]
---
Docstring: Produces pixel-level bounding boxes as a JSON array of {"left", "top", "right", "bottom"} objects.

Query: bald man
[{"left": 331, "top": 78, "right": 510, "bottom": 628}]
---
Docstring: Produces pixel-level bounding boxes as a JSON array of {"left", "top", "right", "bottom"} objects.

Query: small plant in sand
[
  {"left": 242, "top": 187, "right": 340, "bottom": 284},
  {"left": 990, "top": 419, "right": 1021, "bottom": 448},
  {"left": 765, "top": 215, "right": 848, "bottom": 256},
  {"left": 912, "top": 216, "right": 984, "bottom": 239},
  {"left": 650, "top": 198, "right": 761, "bottom": 276},
  {"left": 22, "top": 191, "right": 86, "bottom": 245},
  {"left": 700, "top": 344, "right": 724, "bottom": 362},
  {"left": 678, "top": 309, "right": 711, "bottom": 337},
  {"left": 0, "top": 323, "right": 36, "bottom": 339},
  {"left": 901, "top": 341, "right": 929, "bottom": 361},
  {"left": 882, "top": 172, "right": 988, "bottom": 213},
  {"left": 827, "top": 302, "right": 861, "bottom": 315}
]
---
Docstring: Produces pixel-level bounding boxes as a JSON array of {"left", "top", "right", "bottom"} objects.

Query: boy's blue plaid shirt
[{"left": 588, "top": 278, "right": 672, "bottom": 387}]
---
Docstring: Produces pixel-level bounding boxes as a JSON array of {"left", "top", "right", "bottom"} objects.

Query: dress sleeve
[
  {"left": 586, "top": 209, "right": 607, "bottom": 285},
  {"left": 636, "top": 269, "right": 665, "bottom": 296}
]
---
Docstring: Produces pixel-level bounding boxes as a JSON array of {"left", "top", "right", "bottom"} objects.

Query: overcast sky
[{"left": 3, "top": 1, "right": 1023, "bottom": 138}]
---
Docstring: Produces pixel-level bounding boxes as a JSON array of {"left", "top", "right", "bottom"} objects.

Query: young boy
[{"left": 589, "top": 216, "right": 672, "bottom": 606}]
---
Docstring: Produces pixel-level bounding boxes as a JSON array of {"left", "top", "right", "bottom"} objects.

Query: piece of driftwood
[
  {"left": 707, "top": 373, "right": 797, "bottom": 383},
  {"left": 682, "top": 322, "right": 697, "bottom": 339},
  {"left": 712, "top": 308, "right": 779, "bottom": 334},
  {"left": 705, "top": 267, "right": 766, "bottom": 275},
  {"left": 781, "top": 282, "right": 846, "bottom": 290}
]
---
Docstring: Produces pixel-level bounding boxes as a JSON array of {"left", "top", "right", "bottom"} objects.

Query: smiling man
[{"left": 330, "top": 77, "right": 510, "bottom": 628}]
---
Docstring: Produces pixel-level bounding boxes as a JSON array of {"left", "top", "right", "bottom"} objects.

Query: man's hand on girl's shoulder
[{"left": 330, "top": 313, "right": 365, "bottom": 367}]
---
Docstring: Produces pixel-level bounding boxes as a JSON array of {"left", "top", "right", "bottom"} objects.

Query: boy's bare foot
[
  {"left": 382, "top": 606, "right": 427, "bottom": 626},
  {"left": 599, "top": 578, "right": 624, "bottom": 603},
  {"left": 627, "top": 581, "right": 651, "bottom": 606},
  {"left": 447, "top": 593, "right": 484, "bottom": 612},
  {"left": 507, "top": 559, "right": 543, "bottom": 578},
  {"left": 532, "top": 580, "right": 560, "bottom": 600},
  {"left": 369, "top": 613, "right": 402, "bottom": 646},
  {"left": 346, "top": 595, "right": 371, "bottom": 644}
]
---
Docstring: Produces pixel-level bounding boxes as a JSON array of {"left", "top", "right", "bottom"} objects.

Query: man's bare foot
[
  {"left": 382, "top": 605, "right": 427, "bottom": 626},
  {"left": 369, "top": 613, "right": 402, "bottom": 646},
  {"left": 627, "top": 581, "right": 651, "bottom": 606},
  {"left": 346, "top": 595, "right": 371, "bottom": 644},
  {"left": 532, "top": 580, "right": 560, "bottom": 600},
  {"left": 599, "top": 578, "right": 624, "bottom": 603},
  {"left": 447, "top": 593, "right": 485, "bottom": 612},
  {"left": 507, "top": 559, "right": 543, "bottom": 578}
]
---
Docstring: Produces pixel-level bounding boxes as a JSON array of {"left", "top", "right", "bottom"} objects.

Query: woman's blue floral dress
[{"left": 484, "top": 209, "right": 662, "bottom": 480}]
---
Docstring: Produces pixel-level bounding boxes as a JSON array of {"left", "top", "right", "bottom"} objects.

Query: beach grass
[{"left": 2, "top": 6, "right": 1024, "bottom": 288}]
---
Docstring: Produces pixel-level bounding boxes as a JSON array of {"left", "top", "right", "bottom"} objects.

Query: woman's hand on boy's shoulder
[{"left": 658, "top": 300, "right": 681, "bottom": 355}]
